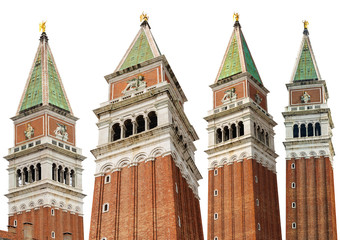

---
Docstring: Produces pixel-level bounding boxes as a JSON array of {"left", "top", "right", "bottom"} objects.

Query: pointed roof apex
[
  {"left": 114, "top": 13, "right": 161, "bottom": 72},
  {"left": 291, "top": 22, "right": 321, "bottom": 82},
  {"left": 17, "top": 26, "right": 73, "bottom": 115},
  {"left": 215, "top": 14, "right": 262, "bottom": 84}
]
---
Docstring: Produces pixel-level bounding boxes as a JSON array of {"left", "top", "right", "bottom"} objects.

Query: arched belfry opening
[{"left": 148, "top": 111, "right": 157, "bottom": 129}]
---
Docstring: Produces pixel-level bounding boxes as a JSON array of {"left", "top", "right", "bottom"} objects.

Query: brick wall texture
[
  {"left": 7, "top": 207, "right": 84, "bottom": 240},
  {"left": 286, "top": 156, "right": 337, "bottom": 239},
  {"left": 208, "top": 159, "right": 281, "bottom": 240},
  {"left": 89, "top": 155, "right": 204, "bottom": 240}
]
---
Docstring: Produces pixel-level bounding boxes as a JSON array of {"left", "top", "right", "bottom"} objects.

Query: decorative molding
[{"left": 96, "top": 146, "right": 200, "bottom": 199}]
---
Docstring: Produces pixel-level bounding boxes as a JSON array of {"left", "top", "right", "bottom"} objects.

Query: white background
[{"left": 0, "top": 1, "right": 339, "bottom": 239}]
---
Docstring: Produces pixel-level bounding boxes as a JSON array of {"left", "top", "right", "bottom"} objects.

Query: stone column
[
  {"left": 22, "top": 170, "right": 26, "bottom": 185},
  {"left": 28, "top": 169, "right": 32, "bottom": 183},
  {"left": 145, "top": 116, "right": 150, "bottom": 130},
  {"left": 66, "top": 171, "right": 70, "bottom": 185},
  {"left": 61, "top": 168, "right": 65, "bottom": 184},
  {"left": 221, "top": 128, "right": 225, "bottom": 142},
  {"left": 54, "top": 166, "right": 57, "bottom": 181},
  {"left": 121, "top": 125, "right": 125, "bottom": 139},
  {"left": 132, "top": 121, "right": 137, "bottom": 134}
]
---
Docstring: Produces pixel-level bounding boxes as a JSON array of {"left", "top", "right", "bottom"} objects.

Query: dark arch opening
[
  {"left": 70, "top": 170, "right": 75, "bottom": 187},
  {"left": 112, "top": 123, "right": 121, "bottom": 141},
  {"left": 136, "top": 115, "right": 145, "bottom": 133},
  {"left": 17, "top": 169, "right": 22, "bottom": 187},
  {"left": 23, "top": 167, "right": 28, "bottom": 184},
  {"left": 52, "top": 163, "right": 56, "bottom": 181},
  {"left": 30, "top": 165, "right": 35, "bottom": 182},
  {"left": 265, "top": 132, "right": 269, "bottom": 146},
  {"left": 37, "top": 163, "right": 41, "bottom": 181},
  {"left": 308, "top": 123, "right": 314, "bottom": 137},
  {"left": 231, "top": 124, "right": 237, "bottom": 139},
  {"left": 216, "top": 128, "right": 222, "bottom": 144},
  {"left": 64, "top": 168, "right": 69, "bottom": 185},
  {"left": 148, "top": 111, "right": 158, "bottom": 129},
  {"left": 58, "top": 166, "right": 62, "bottom": 183},
  {"left": 238, "top": 122, "right": 244, "bottom": 136},
  {"left": 315, "top": 122, "right": 321, "bottom": 136},
  {"left": 293, "top": 124, "right": 299, "bottom": 138},
  {"left": 124, "top": 120, "right": 133, "bottom": 138},
  {"left": 224, "top": 126, "right": 230, "bottom": 141},
  {"left": 300, "top": 124, "right": 306, "bottom": 137}
]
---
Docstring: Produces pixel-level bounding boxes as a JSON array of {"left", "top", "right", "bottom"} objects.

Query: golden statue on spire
[
  {"left": 140, "top": 12, "right": 149, "bottom": 22},
  {"left": 303, "top": 20, "right": 309, "bottom": 29},
  {"left": 39, "top": 21, "right": 46, "bottom": 32},
  {"left": 233, "top": 12, "right": 239, "bottom": 22}
]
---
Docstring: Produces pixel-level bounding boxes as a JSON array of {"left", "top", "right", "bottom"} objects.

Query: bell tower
[
  {"left": 4, "top": 24, "right": 85, "bottom": 239},
  {"left": 89, "top": 15, "right": 204, "bottom": 239},
  {"left": 283, "top": 22, "right": 337, "bottom": 239},
  {"left": 205, "top": 14, "right": 282, "bottom": 239}
]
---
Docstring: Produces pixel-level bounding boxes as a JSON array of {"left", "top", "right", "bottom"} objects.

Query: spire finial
[
  {"left": 303, "top": 20, "right": 309, "bottom": 29},
  {"left": 140, "top": 12, "right": 149, "bottom": 23},
  {"left": 233, "top": 13, "right": 239, "bottom": 22},
  {"left": 39, "top": 21, "right": 46, "bottom": 33},
  {"left": 302, "top": 20, "right": 309, "bottom": 35},
  {"left": 233, "top": 12, "right": 241, "bottom": 27}
]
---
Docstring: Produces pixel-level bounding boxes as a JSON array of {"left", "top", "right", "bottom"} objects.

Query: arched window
[
  {"left": 238, "top": 122, "right": 244, "bottom": 136},
  {"left": 112, "top": 123, "right": 121, "bottom": 141},
  {"left": 293, "top": 124, "right": 299, "bottom": 138},
  {"left": 29, "top": 165, "right": 35, "bottom": 183},
  {"left": 23, "top": 167, "right": 28, "bottom": 184},
  {"left": 16, "top": 169, "right": 22, "bottom": 187},
  {"left": 70, "top": 170, "right": 75, "bottom": 187},
  {"left": 253, "top": 123, "right": 257, "bottom": 138},
  {"left": 105, "top": 175, "right": 111, "bottom": 184},
  {"left": 124, "top": 119, "right": 133, "bottom": 138},
  {"left": 257, "top": 126, "right": 261, "bottom": 140},
  {"left": 308, "top": 123, "right": 314, "bottom": 137},
  {"left": 292, "top": 222, "right": 297, "bottom": 229},
  {"left": 315, "top": 122, "right": 321, "bottom": 136},
  {"left": 64, "top": 168, "right": 69, "bottom": 185},
  {"left": 216, "top": 128, "right": 222, "bottom": 144},
  {"left": 231, "top": 124, "right": 237, "bottom": 139},
  {"left": 148, "top": 111, "right": 158, "bottom": 129},
  {"left": 260, "top": 129, "right": 265, "bottom": 142},
  {"left": 58, "top": 166, "right": 63, "bottom": 183},
  {"left": 52, "top": 163, "right": 57, "bottom": 181},
  {"left": 223, "top": 126, "right": 229, "bottom": 141},
  {"left": 37, "top": 163, "right": 41, "bottom": 181},
  {"left": 265, "top": 132, "right": 269, "bottom": 146},
  {"left": 300, "top": 124, "right": 306, "bottom": 137},
  {"left": 103, "top": 203, "right": 109, "bottom": 212},
  {"left": 136, "top": 115, "right": 145, "bottom": 133}
]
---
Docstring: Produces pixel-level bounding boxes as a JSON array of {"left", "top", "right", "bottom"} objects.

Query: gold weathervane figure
[
  {"left": 39, "top": 21, "right": 47, "bottom": 32},
  {"left": 233, "top": 13, "right": 239, "bottom": 22},
  {"left": 303, "top": 20, "right": 309, "bottom": 29},
  {"left": 140, "top": 12, "right": 149, "bottom": 22}
]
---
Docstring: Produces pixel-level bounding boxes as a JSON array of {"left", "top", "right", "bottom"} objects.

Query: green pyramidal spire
[
  {"left": 18, "top": 32, "right": 72, "bottom": 114},
  {"left": 292, "top": 25, "right": 321, "bottom": 82},
  {"left": 115, "top": 19, "right": 161, "bottom": 72},
  {"left": 216, "top": 20, "right": 262, "bottom": 84}
]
